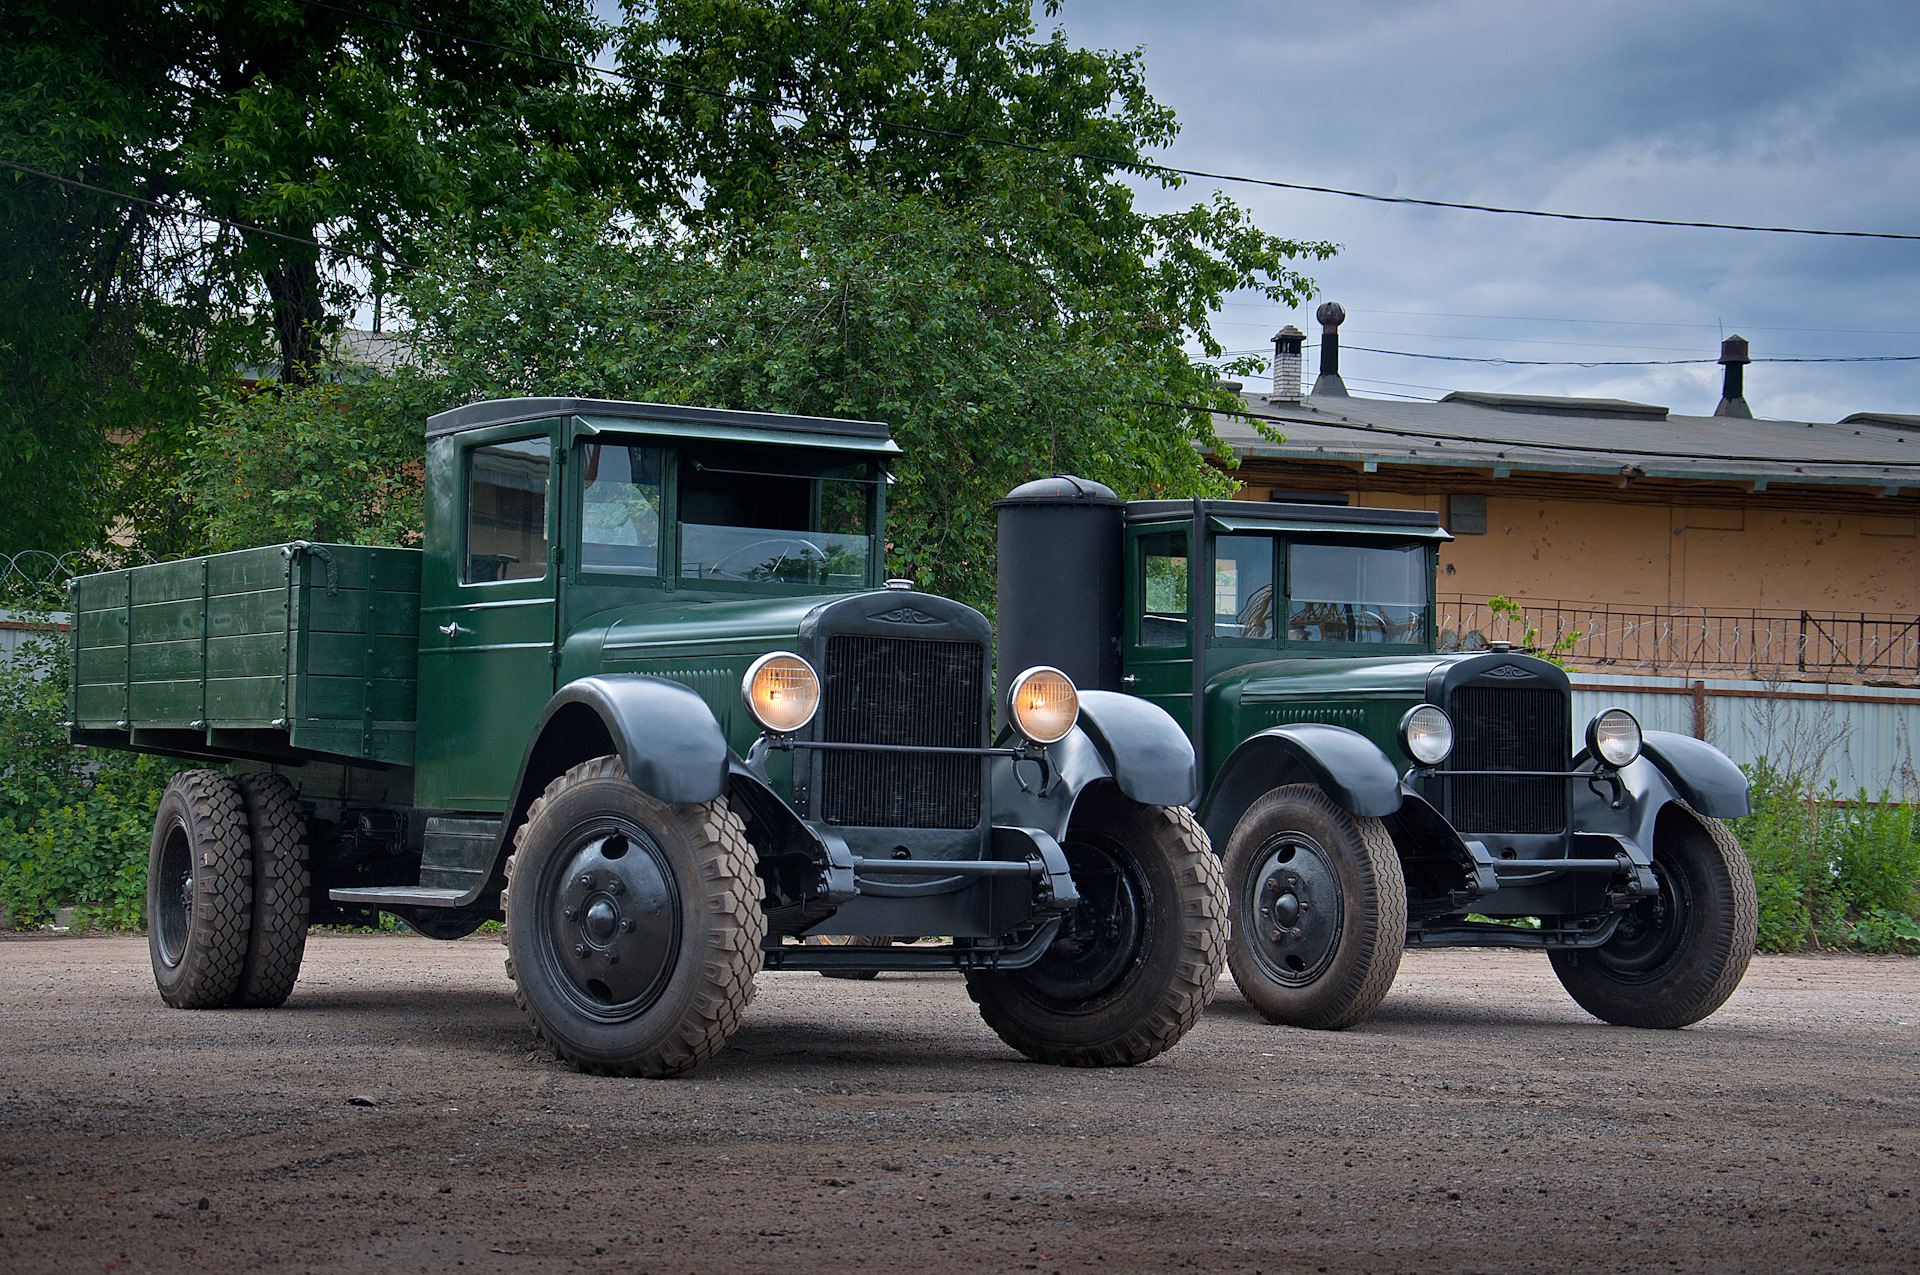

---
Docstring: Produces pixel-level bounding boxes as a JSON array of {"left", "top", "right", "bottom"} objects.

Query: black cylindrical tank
[{"left": 994, "top": 475, "right": 1124, "bottom": 721}]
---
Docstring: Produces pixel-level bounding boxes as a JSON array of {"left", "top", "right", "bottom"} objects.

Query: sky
[{"left": 1038, "top": 0, "right": 1920, "bottom": 420}]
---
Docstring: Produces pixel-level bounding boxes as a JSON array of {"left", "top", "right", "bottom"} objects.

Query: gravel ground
[{"left": 0, "top": 933, "right": 1914, "bottom": 1273}]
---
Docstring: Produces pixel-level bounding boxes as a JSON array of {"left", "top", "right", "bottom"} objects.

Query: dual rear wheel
[{"left": 147, "top": 769, "right": 310, "bottom": 1009}]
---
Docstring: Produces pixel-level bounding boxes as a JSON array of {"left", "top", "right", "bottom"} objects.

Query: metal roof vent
[
  {"left": 1439, "top": 391, "right": 1670, "bottom": 421},
  {"left": 1714, "top": 335, "right": 1753, "bottom": 419},
  {"left": 1312, "top": 302, "right": 1349, "bottom": 397},
  {"left": 1270, "top": 325, "right": 1305, "bottom": 402}
]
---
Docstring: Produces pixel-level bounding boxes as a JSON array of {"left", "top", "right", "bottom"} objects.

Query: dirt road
[{"left": 0, "top": 934, "right": 1914, "bottom": 1273}]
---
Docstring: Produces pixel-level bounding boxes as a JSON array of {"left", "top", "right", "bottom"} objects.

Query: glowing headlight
[
  {"left": 1397, "top": 704, "right": 1454, "bottom": 766},
  {"left": 742, "top": 652, "right": 820, "bottom": 733},
  {"left": 1587, "top": 708, "right": 1642, "bottom": 768},
  {"left": 1008, "top": 666, "right": 1078, "bottom": 745}
]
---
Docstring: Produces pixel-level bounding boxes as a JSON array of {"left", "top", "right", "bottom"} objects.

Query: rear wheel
[
  {"left": 147, "top": 770, "right": 253, "bottom": 1009},
  {"left": 1223, "top": 784, "right": 1406, "bottom": 1030},
  {"left": 504, "top": 756, "right": 764, "bottom": 1077},
  {"left": 231, "top": 772, "right": 310, "bottom": 1008},
  {"left": 1550, "top": 804, "right": 1757, "bottom": 1028},
  {"left": 966, "top": 791, "right": 1226, "bottom": 1067}
]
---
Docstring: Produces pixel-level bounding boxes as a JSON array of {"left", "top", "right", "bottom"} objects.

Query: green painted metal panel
[
  {"left": 1208, "top": 514, "right": 1453, "bottom": 541},
  {"left": 68, "top": 543, "right": 422, "bottom": 765}
]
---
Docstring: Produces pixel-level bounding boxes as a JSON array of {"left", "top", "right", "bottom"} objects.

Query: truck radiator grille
[
  {"left": 819, "top": 635, "right": 985, "bottom": 829},
  {"left": 1441, "top": 686, "right": 1569, "bottom": 835}
]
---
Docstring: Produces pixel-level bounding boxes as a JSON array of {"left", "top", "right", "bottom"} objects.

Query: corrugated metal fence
[{"left": 1573, "top": 673, "right": 1920, "bottom": 798}]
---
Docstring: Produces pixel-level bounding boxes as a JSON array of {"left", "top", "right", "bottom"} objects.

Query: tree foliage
[
  {"left": 2, "top": 0, "right": 621, "bottom": 553},
  {"left": 185, "top": 374, "right": 439, "bottom": 552}
]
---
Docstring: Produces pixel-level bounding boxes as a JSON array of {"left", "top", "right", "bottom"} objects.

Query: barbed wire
[{"left": 0, "top": 549, "right": 176, "bottom": 609}]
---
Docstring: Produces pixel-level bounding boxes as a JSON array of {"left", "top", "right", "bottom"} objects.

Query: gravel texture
[{"left": 0, "top": 933, "right": 1915, "bottom": 1273}]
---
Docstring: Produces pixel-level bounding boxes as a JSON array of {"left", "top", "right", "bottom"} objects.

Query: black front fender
[
  {"left": 501, "top": 676, "right": 732, "bottom": 860},
  {"left": 1637, "top": 731, "right": 1751, "bottom": 818},
  {"left": 1198, "top": 724, "right": 1404, "bottom": 850},
  {"left": 1072, "top": 690, "right": 1198, "bottom": 808}
]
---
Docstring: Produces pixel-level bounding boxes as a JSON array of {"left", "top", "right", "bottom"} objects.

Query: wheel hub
[
  {"left": 1247, "top": 835, "right": 1344, "bottom": 985},
  {"left": 546, "top": 829, "right": 680, "bottom": 1014}
]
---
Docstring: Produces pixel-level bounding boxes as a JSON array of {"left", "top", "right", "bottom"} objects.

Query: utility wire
[
  {"left": 295, "top": 0, "right": 1920, "bottom": 244},
  {"left": 1221, "top": 341, "right": 1920, "bottom": 367}
]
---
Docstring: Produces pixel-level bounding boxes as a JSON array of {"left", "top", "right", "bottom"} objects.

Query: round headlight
[
  {"left": 1587, "top": 708, "right": 1642, "bottom": 768},
  {"left": 1397, "top": 704, "right": 1454, "bottom": 766},
  {"left": 1008, "top": 666, "right": 1078, "bottom": 745},
  {"left": 742, "top": 652, "right": 820, "bottom": 733}
]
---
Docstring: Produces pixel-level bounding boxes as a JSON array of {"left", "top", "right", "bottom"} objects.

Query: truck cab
[
  {"left": 997, "top": 477, "right": 1758, "bottom": 1032},
  {"left": 76, "top": 401, "right": 1229, "bottom": 1076}
]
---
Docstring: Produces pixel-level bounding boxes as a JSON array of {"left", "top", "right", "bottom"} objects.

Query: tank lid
[{"left": 994, "top": 474, "right": 1122, "bottom": 508}]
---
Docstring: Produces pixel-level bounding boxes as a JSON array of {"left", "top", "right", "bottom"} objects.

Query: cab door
[
  {"left": 1120, "top": 524, "right": 1195, "bottom": 736},
  {"left": 415, "top": 423, "right": 561, "bottom": 811}
]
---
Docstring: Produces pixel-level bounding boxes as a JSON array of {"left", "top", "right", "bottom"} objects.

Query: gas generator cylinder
[{"left": 994, "top": 475, "right": 1124, "bottom": 721}]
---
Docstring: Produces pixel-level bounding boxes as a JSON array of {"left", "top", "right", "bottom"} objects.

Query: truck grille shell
[
  {"left": 818, "top": 635, "right": 986, "bottom": 829},
  {"left": 1441, "top": 685, "right": 1570, "bottom": 835}
]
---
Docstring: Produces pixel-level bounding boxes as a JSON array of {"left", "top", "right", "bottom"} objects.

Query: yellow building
[{"left": 1211, "top": 320, "right": 1920, "bottom": 686}]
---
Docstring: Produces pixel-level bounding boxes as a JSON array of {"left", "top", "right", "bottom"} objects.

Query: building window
[{"left": 1447, "top": 494, "right": 1487, "bottom": 535}]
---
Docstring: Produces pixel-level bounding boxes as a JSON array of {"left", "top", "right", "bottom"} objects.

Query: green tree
[{"left": 1, "top": 0, "right": 622, "bottom": 554}]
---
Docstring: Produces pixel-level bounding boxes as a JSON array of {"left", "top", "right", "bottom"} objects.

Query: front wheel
[
  {"left": 503, "top": 756, "right": 765, "bottom": 1077},
  {"left": 966, "top": 790, "right": 1227, "bottom": 1067},
  {"left": 1550, "top": 804, "right": 1757, "bottom": 1028},
  {"left": 1223, "top": 784, "right": 1406, "bottom": 1030}
]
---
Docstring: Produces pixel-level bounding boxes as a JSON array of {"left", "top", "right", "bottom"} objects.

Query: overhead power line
[
  {"left": 1222, "top": 342, "right": 1920, "bottom": 367},
  {"left": 295, "top": 0, "right": 1920, "bottom": 245}
]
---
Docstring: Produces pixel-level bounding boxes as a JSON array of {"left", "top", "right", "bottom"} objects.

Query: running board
[{"left": 328, "top": 886, "right": 470, "bottom": 908}]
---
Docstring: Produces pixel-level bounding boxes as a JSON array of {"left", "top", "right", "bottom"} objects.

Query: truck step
[{"left": 328, "top": 886, "right": 470, "bottom": 908}]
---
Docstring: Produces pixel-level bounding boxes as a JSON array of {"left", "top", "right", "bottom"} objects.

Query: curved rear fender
[
  {"left": 1638, "top": 731, "right": 1751, "bottom": 818},
  {"left": 1198, "top": 724, "right": 1404, "bottom": 850},
  {"left": 1072, "top": 690, "right": 1198, "bottom": 808},
  {"left": 500, "top": 676, "right": 732, "bottom": 866}
]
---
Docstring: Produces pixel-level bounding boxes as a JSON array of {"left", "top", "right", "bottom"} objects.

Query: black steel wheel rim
[
  {"left": 1590, "top": 849, "right": 1694, "bottom": 982},
  {"left": 155, "top": 821, "right": 192, "bottom": 967},
  {"left": 1244, "top": 833, "right": 1345, "bottom": 986},
  {"left": 535, "top": 817, "right": 683, "bottom": 1023},
  {"left": 1021, "top": 835, "right": 1152, "bottom": 1008}
]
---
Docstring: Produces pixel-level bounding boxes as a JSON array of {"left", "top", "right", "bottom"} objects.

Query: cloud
[{"left": 1046, "top": 0, "right": 1920, "bottom": 418}]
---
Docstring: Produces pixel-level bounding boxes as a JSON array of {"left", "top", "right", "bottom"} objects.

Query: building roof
[{"left": 1210, "top": 390, "right": 1920, "bottom": 493}]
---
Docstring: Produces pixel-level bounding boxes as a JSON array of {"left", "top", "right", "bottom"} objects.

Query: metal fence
[{"left": 1441, "top": 596, "right": 1920, "bottom": 684}]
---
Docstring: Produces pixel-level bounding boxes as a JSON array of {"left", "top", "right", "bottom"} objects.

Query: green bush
[
  {"left": 1727, "top": 757, "right": 1920, "bottom": 953},
  {"left": 0, "top": 624, "right": 181, "bottom": 929}
]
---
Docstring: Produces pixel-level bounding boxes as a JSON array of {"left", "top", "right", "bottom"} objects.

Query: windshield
[
  {"left": 1287, "top": 541, "right": 1429, "bottom": 644},
  {"left": 677, "top": 445, "right": 873, "bottom": 588}
]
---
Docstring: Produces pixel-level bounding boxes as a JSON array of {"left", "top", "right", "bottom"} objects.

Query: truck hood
[
  {"left": 578, "top": 591, "right": 870, "bottom": 666},
  {"left": 1215, "top": 653, "right": 1458, "bottom": 705}
]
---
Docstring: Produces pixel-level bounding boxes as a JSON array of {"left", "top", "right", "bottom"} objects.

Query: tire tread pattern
[
  {"left": 502, "top": 756, "right": 764, "bottom": 1077},
  {"left": 231, "top": 772, "right": 311, "bottom": 1008},
  {"left": 1224, "top": 784, "right": 1407, "bottom": 1031},
  {"left": 150, "top": 770, "right": 253, "bottom": 1010},
  {"left": 968, "top": 801, "right": 1228, "bottom": 1068}
]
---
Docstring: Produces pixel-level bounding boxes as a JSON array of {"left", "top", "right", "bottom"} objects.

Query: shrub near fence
[
  {"left": 0, "top": 623, "right": 181, "bottom": 928},
  {"left": 1729, "top": 758, "right": 1920, "bottom": 953}
]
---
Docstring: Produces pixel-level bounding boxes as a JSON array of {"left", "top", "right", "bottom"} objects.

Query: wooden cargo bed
[{"left": 69, "top": 543, "right": 421, "bottom": 768}]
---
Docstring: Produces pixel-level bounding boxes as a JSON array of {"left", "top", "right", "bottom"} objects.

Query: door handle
[
  {"left": 1121, "top": 674, "right": 1139, "bottom": 688},
  {"left": 438, "top": 622, "right": 471, "bottom": 636}
]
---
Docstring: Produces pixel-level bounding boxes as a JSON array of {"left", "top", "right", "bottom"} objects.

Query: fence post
[{"left": 1691, "top": 680, "right": 1708, "bottom": 740}]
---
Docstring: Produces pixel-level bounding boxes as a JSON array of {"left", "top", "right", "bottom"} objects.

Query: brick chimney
[
  {"left": 1270, "top": 325, "right": 1305, "bottom": 401},
  {"left": 1313, "top": 302, "right": 1349, "bottom": 397},
  {"left": 1714, "top": 335, "right": 1752, "bottom": 419}
]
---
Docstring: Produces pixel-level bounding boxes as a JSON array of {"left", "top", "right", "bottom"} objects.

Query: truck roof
[
  {"left": 1124, "top": 498, "right": 1451, "bottom": 541},
  {"left": 424, "top": 397, "right": 899, "bottom": 452}
]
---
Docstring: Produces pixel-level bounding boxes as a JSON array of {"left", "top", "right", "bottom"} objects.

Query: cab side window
[
  {"left": 465, "top": 438, "right": 551, "bottom": 583},
  {"left": 1138, "top": 532, "right": 1190, "bottom": 648},
  {"left": 1213, "top": 535, "right": 1275, "bottom": 639},
  {"left": 581, "top": 442, "right": 663, "bottom": 575}
]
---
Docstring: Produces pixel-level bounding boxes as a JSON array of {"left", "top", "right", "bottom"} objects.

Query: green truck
[
  {"left": 995, "top": 477, "right": 1758, "bottom": 1031},
  {"left": 70, "top": 399, "right": 1227, "bottom": 1076}
]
